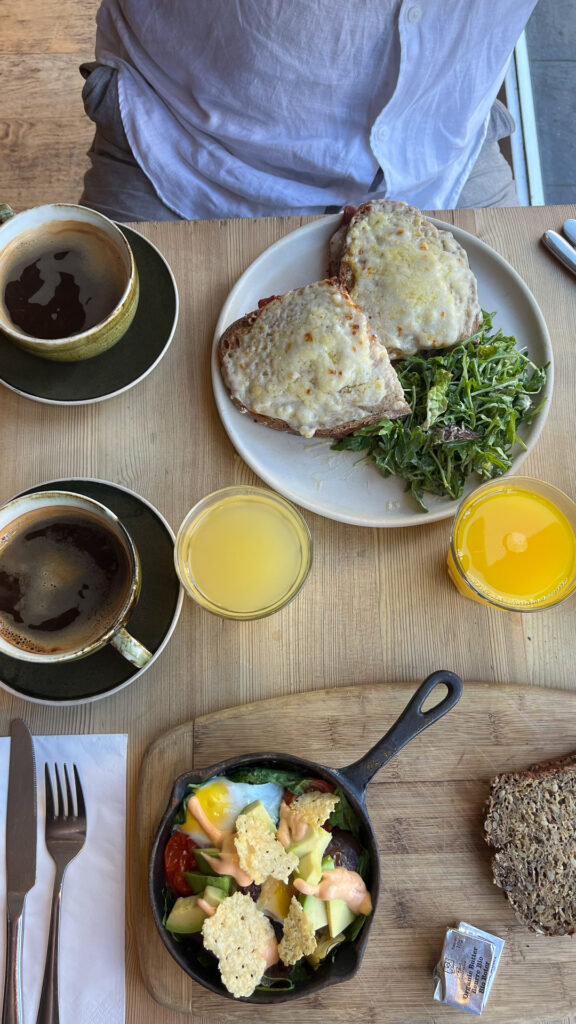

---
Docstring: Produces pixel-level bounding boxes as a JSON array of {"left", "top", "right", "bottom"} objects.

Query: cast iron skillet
[{"left": 149, "top": 669, "right": 463, "bottom": 1002}]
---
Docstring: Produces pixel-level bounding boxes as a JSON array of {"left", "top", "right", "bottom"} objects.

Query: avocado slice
[
  {"left": 238, "top": 799, "right": 276, "bottom": 833},
  {"left": 192, "top": 848, "right": 221, "bottom": 874},
  {"left": 292, "top": 827, "right": 332, "bottom": 885},
  {"left": 287, "top": 825, "right": 320, "bottom": 859},
  {"left": 185, "top": 872, "right": 232, "bottom": 895},
  {"left": 165, "top": 895, "right": 207, "bottom": 935},
  {"left": 299, "top": 893, "right": 328, "bottom": 930},
  {"left": 326, "top": 898, "right": 356, "bottom": 938},
  {"left": 202, "top": 884, "right": 228, "bottom": 909}
]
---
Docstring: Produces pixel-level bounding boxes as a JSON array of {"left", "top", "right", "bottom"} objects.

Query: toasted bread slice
[
  {"left": 217, "top": 278, "right": 410, "bottom": 439},
  {"left": 484, "top": 755, "right": 576, "bottom": 936},
  {"left": 330, "top": 200, "right": 483, "bottom": 359}
]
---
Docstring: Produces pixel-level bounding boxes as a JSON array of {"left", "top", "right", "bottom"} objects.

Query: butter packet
[{"left": 433, "top": 921, "right": 505, "bottom": 1015}]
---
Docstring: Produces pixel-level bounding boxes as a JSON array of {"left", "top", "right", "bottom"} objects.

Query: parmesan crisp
[
  {"left": 288, "top": 790, "right": 340, "bottom": 828},
  {"left": 278, "top": 896, "right": 317, "bottom": 966},
  {"left": 201, "top": 892, "right": 276, "bottom": 998},
  {"left": 235, "top": 813, "right": 298, "bottom": 884}
]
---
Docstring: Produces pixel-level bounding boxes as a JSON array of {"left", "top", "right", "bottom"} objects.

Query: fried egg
[{"left": 182, "top": 776, "right": 284, "bottom": 845}]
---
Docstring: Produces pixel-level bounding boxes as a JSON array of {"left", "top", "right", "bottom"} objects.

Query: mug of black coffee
[
  {"left": 0, "top": 203, "right": 139, "bottom": 360},
  {"left": 0, "top": 491, "right": 151, "bottom": 666}
]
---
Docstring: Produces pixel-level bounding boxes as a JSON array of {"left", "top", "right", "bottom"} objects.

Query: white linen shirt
[{"left": 94, "top": 0, "right": 538, "bottom": 219}]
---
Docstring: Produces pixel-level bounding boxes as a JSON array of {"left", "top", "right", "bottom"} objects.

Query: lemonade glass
[{"left": 174, "top": 485, "right": 312, "bottom": 619}]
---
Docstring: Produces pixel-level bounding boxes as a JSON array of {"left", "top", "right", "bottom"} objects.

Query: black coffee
[
  {"left": 0, "top": 506, "right": 133, "bottom": 655},
  {"left": 1, "top": 221, "right": 128, "bottom": 340}
]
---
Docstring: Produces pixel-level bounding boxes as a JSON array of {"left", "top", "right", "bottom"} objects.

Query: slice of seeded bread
[{"left": 484, "top": 755, "right": 576, "bottom": 935}]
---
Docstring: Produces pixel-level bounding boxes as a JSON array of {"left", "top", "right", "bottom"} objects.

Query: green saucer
[
  {"left": 0, "top": 478, "right": 183, "bottom": 703},
  {"left": 0, "top": 226, "right": 178, "bottom": 404}
]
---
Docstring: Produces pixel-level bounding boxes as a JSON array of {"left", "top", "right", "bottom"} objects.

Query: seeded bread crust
[
  {"left": 484, "top": 754, "right": 576, "bottom": 936},
  {"left": 217, "top": 278, "right": 411, "bottom": 439}
]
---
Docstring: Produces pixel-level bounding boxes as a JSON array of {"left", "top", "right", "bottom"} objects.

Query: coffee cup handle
[
  {"left": 0, "top": 205, "right": 14, "bottom": 225},
  {"left": 110, "top": 627, "right": 152, "bottom": 668}
]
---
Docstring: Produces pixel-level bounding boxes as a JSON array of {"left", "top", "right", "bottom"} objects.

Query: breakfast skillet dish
[{"left": 162, "top": 771, "right": 372, "bottom": 997}]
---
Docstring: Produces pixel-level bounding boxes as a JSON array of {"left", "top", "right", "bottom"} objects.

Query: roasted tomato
[
  {"left": 306, "top": 778, "right": 336, "bottom": 794},
  {"left": 164, "top": 831, "right": 199, "bottom": 896}
]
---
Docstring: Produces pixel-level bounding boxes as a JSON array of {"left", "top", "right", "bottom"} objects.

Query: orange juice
[
  {"left": 448, "top": 477, "right": 576, "bottom": 610},
  {"left": 175, "top": 486, "right": 312, "bottom": 618}
]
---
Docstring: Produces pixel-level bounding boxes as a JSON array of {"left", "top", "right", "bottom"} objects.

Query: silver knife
[
  {"left": 541, "top": 229, "right": 576, "bottom": 277},
  {"left": 2, "top": 720, "right": 37, "bottom": 1024},
  {"left": 564, "top": 219, "right": 576, "bottom": 248}
]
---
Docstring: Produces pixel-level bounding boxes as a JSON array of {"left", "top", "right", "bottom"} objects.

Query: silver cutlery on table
[
  {"left": 541, "top": 228, "right": 576, "bottom": 277},
  {"left": 563, "top": 218, "right": 576, "bottom": 248},
  {"left": 2, "top": 720, "right": 37, "bottom": 1024},
  {"left": 35, "top": 765, "right": 86, "bottom": 1024}
]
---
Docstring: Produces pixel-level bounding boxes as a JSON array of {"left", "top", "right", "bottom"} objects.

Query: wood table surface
[{"left": 1, "top": 204, "right": 575, "bottom": 1023}]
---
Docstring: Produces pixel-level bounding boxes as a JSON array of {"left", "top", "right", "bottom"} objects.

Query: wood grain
[
  {"left": 1, "top": 0, "right": 99, "bottom": 210},
  {"left": 134, "top": 682, "right": 576, "bottom": 1023},
  {"left": 0, "top": 207, "right": 574, "bottom": 1024}
]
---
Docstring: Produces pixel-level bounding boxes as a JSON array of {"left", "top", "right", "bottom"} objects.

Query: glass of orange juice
[
  {"left": 447, "top": 476, "right": 576, "bottom": 611},
  {"left": 174, "top": 485, "right": 312, "bottom": 619}
]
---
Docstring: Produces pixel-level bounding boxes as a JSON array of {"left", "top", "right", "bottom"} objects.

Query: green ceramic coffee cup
[
  {"left": 0, "top": 489, "right": 151, "bottom": 667},
  {"left": 0, "top": 203, "right": 139, "bottom": 361}
]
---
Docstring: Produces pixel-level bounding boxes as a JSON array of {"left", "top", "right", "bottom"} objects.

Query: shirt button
[{"left": 406, "top": 5, "right": 422, "bottom": 23}]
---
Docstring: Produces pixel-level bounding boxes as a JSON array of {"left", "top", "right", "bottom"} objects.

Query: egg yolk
[{"left": 184, "top": 779, "right": 231, "bottom": 835}]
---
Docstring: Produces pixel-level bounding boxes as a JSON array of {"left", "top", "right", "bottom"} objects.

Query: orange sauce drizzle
[
  {"left": 187, "top": 795, "right": 226, "bottom": 846},
  {"left": 262, "top": 936, "right": 280, "bottom": 968},
  {"left": 186, "top": 795, "right": 252, "bottom": 887},
  {"left": 293, "top": 867, "right": 372, "bottom": 915},
  {"left": 277, "top": 800, "right": 309, "bottom": 846},
  {"left": 196, "top": 897, "right": 217, "bottom": 917}
]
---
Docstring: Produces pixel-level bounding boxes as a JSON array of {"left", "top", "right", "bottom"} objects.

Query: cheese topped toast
[
  {"left": 217, "top": 278, "right": 410, "bottom": 439},
  {"left": 330, "top": 200, "right": 483, "bottom": 359}
]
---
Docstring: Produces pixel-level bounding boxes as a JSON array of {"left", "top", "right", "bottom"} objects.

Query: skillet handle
[{"left": 337, "top": 670, "right": 463, "bottom": 800}]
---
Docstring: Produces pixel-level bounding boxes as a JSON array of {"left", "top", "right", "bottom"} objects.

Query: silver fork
[{"left": 35, "top": 765, "right": 87, "bottom": 1024}]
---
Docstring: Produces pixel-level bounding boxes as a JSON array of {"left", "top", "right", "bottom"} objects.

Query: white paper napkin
[{"left": 0, "top": 734, "right": 127, "bottom": 1024}]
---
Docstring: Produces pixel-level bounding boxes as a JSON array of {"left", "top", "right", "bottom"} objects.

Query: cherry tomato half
[{"left": 164, "top": 831, "right": 199, "bottom": 896}]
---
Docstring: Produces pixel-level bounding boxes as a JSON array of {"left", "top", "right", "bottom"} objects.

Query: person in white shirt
[{"left": 79, "top": 0, "right": 539, "bottom": 222}]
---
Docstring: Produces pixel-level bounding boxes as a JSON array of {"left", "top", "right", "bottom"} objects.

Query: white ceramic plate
[{"left": 212, "top": 216, "right": 553, "bottom": 527}]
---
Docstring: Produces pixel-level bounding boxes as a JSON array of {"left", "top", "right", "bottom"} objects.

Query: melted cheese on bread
[
  {"left": 219, "top": 279, "right": 410, "bottom": 438},
  {"left": 337, "top": 201, "right": 483, "bottom": 359}
]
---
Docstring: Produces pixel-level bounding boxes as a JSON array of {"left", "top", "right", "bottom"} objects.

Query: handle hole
[{"left": 421, "top": 682, "right": 449, "bottom": 712}]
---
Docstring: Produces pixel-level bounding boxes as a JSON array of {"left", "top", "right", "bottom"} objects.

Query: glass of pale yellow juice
[
  {"left": 174, "top": 485, "right": 312, "bottom": 619},
  {"left": 447, "top": 476, "right": 576, "bottom": 611}
]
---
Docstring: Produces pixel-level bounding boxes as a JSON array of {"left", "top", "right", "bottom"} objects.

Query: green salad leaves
[{"left": 333, "top": 312, "right": 548, "bottom": 511}]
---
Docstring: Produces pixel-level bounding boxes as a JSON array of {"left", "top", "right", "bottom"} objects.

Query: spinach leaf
[{"left": 228, "top": 768, "right": 312, "bottom": 793}]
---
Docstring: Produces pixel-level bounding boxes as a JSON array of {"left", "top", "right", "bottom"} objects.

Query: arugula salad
[
  {"left": 162, "top": 767, "right": 372, "bottom": 998},
  {"left": 333, "top": 312, "right": 548, "bottom": 511}
]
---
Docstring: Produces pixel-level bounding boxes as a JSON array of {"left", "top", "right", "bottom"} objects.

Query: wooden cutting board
[{"left": 133, "top": 682, "right": 576, "bottom": 1024}]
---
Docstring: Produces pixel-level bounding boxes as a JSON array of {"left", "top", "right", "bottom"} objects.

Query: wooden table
[{"left": 1, "top": 205, "right": 575, "bottom": 1023}]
